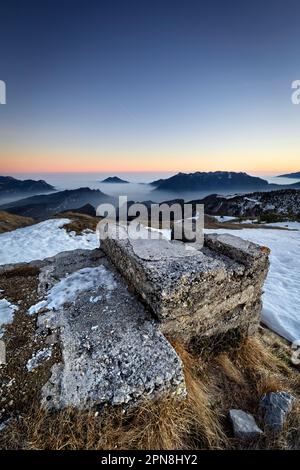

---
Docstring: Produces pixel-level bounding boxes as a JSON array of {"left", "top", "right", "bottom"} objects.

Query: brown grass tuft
[
  {"left": 215, "top": 353, "right": 246, "bottom": 385},
  {"left": 0, "top": 211, "right": 34, "bottom": 234},
  {"left": 229, "top": 336, "right": 290, "bottom": 396},
  {"left": 55, "top": 212, "right": 100, "bottom": 235}
]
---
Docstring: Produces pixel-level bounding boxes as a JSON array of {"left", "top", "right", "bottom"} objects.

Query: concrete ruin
[{"left": 101, "top": 224, "right": 270, "bottom": 349}]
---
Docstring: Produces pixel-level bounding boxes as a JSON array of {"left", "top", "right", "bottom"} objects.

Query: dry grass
[
  {"left": 230, "top": 336, "right": 290, "bottom": 395},
  {"left": 0, "top": 334, "right": 299, "bottom": 450},
  {"left": 54, "top": 212, "right": 100, "bottom": 235},
  {"left": 208, "top": 336, "right": 292, "bottom": 414},
  {"left": 215, "top": 353, "right": 246, "bottom": 385}
]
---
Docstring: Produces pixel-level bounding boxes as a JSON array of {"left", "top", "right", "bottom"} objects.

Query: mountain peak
[{"left": 101, "top": 176, "right": 129, "bottom": 184}]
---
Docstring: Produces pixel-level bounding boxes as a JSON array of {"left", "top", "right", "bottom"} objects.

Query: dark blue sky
[{"left": 0, "top": 0, "right": 300, "bottom": 173}]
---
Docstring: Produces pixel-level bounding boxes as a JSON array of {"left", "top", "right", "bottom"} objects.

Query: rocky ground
[
  {"left": 0, "top": 210, "right": 299, "bottom": 450},
  {"left": 195, "top": 189, "right": 300, "bottom": 221}
]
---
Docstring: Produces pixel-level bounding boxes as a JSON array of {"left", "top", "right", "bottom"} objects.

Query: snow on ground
[
  {"left": 216, "top": 194, "right": 238, "bottom": 200},
  {"left": 237, "top": 219, "right": 258, "bottom": 224},
  {"left": 212, "top": 215, "right": 237, "bottom": 222},
  {"left": 205, "top": 225, "right": 300, "bottom": 342},
  {"left": 265, "top": 221, "right": 300, "bottom": 230},
  {"left": 0, "top": 219, "right": 99, "bottom": 266},
  {"left": 147, "top": 226, "right": 172, "bottom": 239},
  {"left": 244, "top": 197, "right": 260, "bottom": 204},
  {"left": 26, "top": 347, "right": 53, "bottom": 371},
  {"left": 29, "top": 265, "right": 117, "bottom": 315},
  {"left": 0, "top": 299, "right": 18, "bottom": 338}
]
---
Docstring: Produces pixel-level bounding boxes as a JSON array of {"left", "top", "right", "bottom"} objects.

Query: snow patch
[
  {"left": 213, "top": 215, "right": 237, "bottom": 222},
  {"left": 0, "top": 299, "right": 18, "bottom": 337},
  {"left": 244, "top": 197, "right": 261, "bottom": 204},
  {"left": 146, "top": 226, "right": 172, "bottom": 240},
  {"left": 26, "top": 347, "right": 53, "bottom": 371},
  {"left": 29, "top": 266, "right": 117, "bottom": 315},
  {"left": 205, "top": 226, "right": 300, "bottom": 342},
  {"left": 0, "top": 219, "right": 99, "bottom": 266},
  {"left": 89, "top": 295, "right": 102, "bottom": 303},
  {"left": 265, "top": 221, "right": 300, "bottom": 230},
  {"left": 237, "top": 219, "right": 258, "bottom": 224}
]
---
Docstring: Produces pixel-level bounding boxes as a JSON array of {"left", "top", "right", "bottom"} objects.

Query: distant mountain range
[
  {"left": 0, "top": 188, "right": 115, "bottom": 219},
  {"left": 101, "top": 176, "right": 129, "bottom": 183},
  {"left": 188, "top": 189, "right": 300, "bottom": 219},
  {"left": 150, "top": 171, "right": 300, "bottom": 192},
  {"left": 1, "top": 172, "right": 299, "bottom": 220},
  {"left": 137, "top": 189, "right": 299, "bottom": 220},
  {"left": 278, "top": 171, "right": 300, "bottom": 178},
  {"left": 150, "top": 171, "right": 269, "bottom": 191},
  {"left": 0, "top": 175, "right": 54, "bottom": 196}
]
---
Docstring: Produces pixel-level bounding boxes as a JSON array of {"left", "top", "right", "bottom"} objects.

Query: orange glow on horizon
[
  {"left": 1, "top": 149, "right": 299, "bottom": 175},
  {"left": 1, "top": 163, "right": 299, "bottom": 175},
  {"left": 0, "top": 162, "right": 299, "bottom": 176}
]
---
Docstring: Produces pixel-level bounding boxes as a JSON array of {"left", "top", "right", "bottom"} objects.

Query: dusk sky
[{"left": 0, "top": 0, "right": 300, "bottom": 174}]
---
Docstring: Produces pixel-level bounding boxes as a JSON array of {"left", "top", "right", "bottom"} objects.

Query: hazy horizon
[{"left": 1, "top": 170, "right": 299, "bottom": 206}]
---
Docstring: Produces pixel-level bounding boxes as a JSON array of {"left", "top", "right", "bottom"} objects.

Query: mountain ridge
[
  {"left": 278, "top": 171, "right": 300, "bottom": 178},
  {"left": 0, "top": 175, "right": 54, "bottom": 196},
  {"left": 150, "top": 171, "right": 269, "bottom": 192},
  {"left": 150, "top": 171, "right": 300, "bottom": 192},
  {"left": 0, "top": 187, "right": 115, "bottom": 219}
]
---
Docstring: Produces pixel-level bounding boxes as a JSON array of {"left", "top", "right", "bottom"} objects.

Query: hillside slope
[{"left": 0, "top": 211, "right": 34, "bottom": 234}]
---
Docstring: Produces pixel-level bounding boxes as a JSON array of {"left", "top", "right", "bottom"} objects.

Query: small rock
[
  {"left": 291, "top": 339, "right": 300, "bottom": 350},
  {"left": 291, "top": 340, "right": 300, "bottom": 366},
  {"left": 45, "top": 333, "right": 57, "bottom": 345},
  {"left": 0, "top": 419, "right": 10, "bottom": 432},
  {"left": 229, "top": 409, "right": 263, "bottom": 439},
  {"left": 260, "top": 391, "right": 296, "bottom": 431},
  {"left": 291, "top": 350, "right": 300, "bottom": 366}
]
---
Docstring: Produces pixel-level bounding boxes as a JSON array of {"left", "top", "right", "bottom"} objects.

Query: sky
[{"left": 0, "top": 0, "right": 300, "bottom": 175}]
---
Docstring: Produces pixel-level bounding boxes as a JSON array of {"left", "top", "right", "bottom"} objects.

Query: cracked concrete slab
[{"left": 35, "top": 250, "right": 185, "bottom": 409}]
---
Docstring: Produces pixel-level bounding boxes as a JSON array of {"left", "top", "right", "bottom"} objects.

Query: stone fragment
[
  {"left": 229, "top": 409, "right": 263, "bottom": 439},
  {"left": 260, "top": 391, "right": 296, "bottom": 431}
]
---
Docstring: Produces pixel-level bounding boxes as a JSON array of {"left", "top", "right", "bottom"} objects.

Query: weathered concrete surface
[
  {"left": 35, "top": 250, "right": 185, "bottom": 409},
  {"left": 101, "top": 224, "right": 269, "bottom": 346},
  {"left": 229, "top": 409, "right": 263, "bottom": 439}
]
